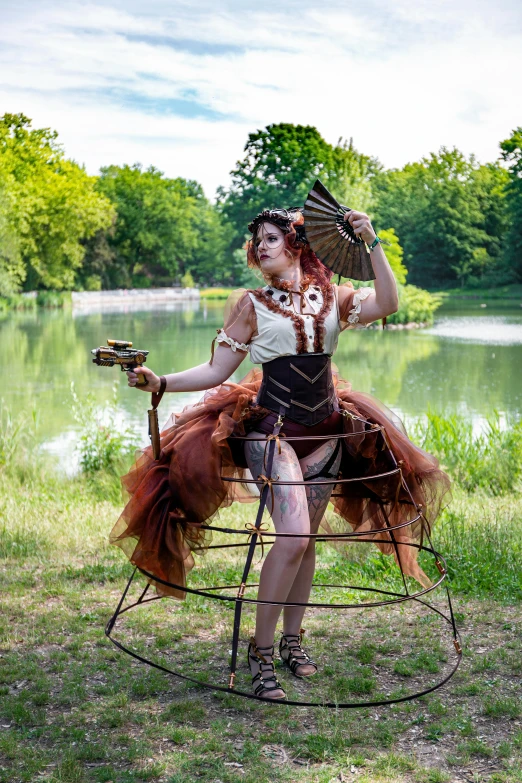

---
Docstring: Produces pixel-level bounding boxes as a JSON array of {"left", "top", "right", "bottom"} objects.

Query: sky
[{"left": 1, "top": 0, "right": 521, "bottom": 198}]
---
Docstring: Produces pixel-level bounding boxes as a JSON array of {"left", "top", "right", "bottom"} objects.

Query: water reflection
[
  {"left": 3, "top": 299, "right": 521, "bottom": 470},
  {"left": 427, "top": 316, "right": 522, "bottom": 345}
]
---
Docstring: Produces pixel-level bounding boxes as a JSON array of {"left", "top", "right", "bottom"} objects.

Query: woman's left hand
[{"left": 344, "top": 210, "right": 376, "bottom": 246}]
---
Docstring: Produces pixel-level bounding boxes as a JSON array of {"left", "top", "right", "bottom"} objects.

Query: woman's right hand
[{"left": 126, "top": 366, "right": 162, "bottom": 392}]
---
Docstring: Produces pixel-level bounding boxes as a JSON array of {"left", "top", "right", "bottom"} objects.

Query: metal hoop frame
[{"left": 105, "top": 410, "right": 462, "bottom": 707}]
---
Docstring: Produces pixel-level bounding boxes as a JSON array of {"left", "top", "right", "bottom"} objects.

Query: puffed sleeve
[
  {"left": 337, "top": 282, "right": 374, "bottom": 331},
  {"left": 209, "top": 289, "right": 258, "bottom": 364},
  {"left": 223, "top": 289, "right": 258, "bottom": 335}
]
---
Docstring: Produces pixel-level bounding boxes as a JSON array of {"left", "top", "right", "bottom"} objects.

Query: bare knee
[{"left": 276, "top": 534, "right": 309, "bottom": 563}]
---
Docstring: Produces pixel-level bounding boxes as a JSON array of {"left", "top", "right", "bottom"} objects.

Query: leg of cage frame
[
  {"left": 385, "top": 424, "right": 462, "bottom": 657},
  {"left": 391, "top": 447, "right": 443, "bottom": 578},
  {"left": 379, "top": 425, "right": 429, "bottom": 595},
  {"left": 416, "top": 510, "right": 462, "bottom": 655},
  {"left": 228, "top": 411, "right": 284, "bottom": 690},
  {"left": 106, "top": 567, "right": 137, "bottom": 635},
  {"left": 379, "top": 500, "right": 410, "bottom": 595}
]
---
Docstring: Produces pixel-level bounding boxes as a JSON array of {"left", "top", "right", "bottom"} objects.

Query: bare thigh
[
  {"left": 244, "top": 432, "right": 310, "bottom": 538},
  {"left": 299, "top": 438, "right": 342, "bottom": 532}
]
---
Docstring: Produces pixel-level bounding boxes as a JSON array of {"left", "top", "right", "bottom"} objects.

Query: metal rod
[
  {"left": 221, "top": 467, "right": 400, "bottom": 486},
  {"left": 227, "top": 415, "right": 282, "bottom": 689}
]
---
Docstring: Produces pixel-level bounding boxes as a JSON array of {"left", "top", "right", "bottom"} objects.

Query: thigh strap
[{"left": 304, "top": 438, "right": 342, "bottom": 481}]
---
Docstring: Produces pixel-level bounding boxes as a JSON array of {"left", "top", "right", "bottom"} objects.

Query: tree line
[{"left": 0, "top": 113, "right": 520, "bottom": 296}]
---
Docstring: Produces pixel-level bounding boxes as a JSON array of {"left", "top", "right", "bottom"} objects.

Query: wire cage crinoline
[{"left": 105, "top": 409, "right": 462, "bottom": 708}]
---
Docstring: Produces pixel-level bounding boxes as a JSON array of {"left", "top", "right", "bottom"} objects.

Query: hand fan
[{"left": 303, "top": 179, "right": 375, "bottom": 281}]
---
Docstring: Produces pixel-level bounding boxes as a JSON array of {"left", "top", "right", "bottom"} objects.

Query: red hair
[{"left": 246, "top": 214, "right": 333, "bottom": 288}]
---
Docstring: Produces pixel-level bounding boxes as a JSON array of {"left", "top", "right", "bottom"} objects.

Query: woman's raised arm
[
  {"left": 127, "top": 292, "right": 257, "bottom": 393},
  {"left": 339, "top": 211, "right": 399, "bottom": 325}
]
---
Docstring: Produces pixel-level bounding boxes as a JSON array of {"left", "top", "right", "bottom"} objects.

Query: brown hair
[{"left": 245, "top": 213, "right": 333, "bottom": 288}]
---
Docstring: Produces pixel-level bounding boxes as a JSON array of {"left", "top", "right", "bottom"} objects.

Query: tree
[
  {"left": 0, "top": 186, "right": 24, "bottom": 296},
  {"left": 97, "top": 165, "right": 234, "bottom": 287},
  {"left": 327, "top": 137, "right": 379, "bottom": 213},
  {"left": 77, "top": 223, "right": 120, "bottom": 291},
  {"left": 97, "top": 164, "right": 196, "bottom": 286},
  {"left": 0, "top": 113, "right": 114, "bottom": 290},
  {"left": 377, "top": 228, "right": 407, "bottom": 285},
  {"left": 179, "top": 180, "right": 236, "bottom": 286},
  {"left": 374, "top": 148, "right": 510, "bottom": 288},
  {"left": 218, "top": 124, "right": 377, "bottom": 249},
  {"left": 500, "top": 127, "right": 522, "bottom": 280}
]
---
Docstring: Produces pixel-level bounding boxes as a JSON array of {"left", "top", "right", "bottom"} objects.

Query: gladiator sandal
[
  {"left": 247, "top": 637, "right": 286, "bottom": 700},
  {"left": 279, "top": 628, "right": 318, "bottom": 678}
]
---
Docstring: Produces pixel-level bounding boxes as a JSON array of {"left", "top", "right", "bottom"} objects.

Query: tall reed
[
  {"left": 70, "top": 383, "right": 139, "bottom": 502},
  {"left": 411, "top": 410, "right": 522, "bottom": 495}
]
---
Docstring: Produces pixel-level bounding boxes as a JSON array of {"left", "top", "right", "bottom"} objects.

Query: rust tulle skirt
[{"left": 110, "top": 369, "right": 451, "bottom": 598}]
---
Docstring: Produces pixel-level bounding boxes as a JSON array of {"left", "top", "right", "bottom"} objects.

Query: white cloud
[{"left": 0, "top": 0, "right": 521, "bottom": 198}]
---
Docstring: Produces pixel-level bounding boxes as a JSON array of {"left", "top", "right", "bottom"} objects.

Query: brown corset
[{"left": 256, "top": 353, "right": 335, "bottom": 426}]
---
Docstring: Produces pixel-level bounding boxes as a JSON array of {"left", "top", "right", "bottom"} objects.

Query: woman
[{"left": 117, "top": 207, "right": 450, "bottom": 700}]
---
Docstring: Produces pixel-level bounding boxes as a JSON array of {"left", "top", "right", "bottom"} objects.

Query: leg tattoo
[
  {"left": 245, "top": 435, "right": 305, "bottom": 521},
  {"left": 244, "top": 432, "right": 310, "bottom": 652},
  {"left": 283, "top": 439, "right": 343, "bottom": 637}
]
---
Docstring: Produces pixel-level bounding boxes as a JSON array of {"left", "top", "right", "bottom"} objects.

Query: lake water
[{"left": 4, "top": 298, "right": 521, "bottom": 471}]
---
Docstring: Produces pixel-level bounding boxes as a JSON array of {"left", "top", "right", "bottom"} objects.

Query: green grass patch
[
  {"left": 0, "top": 404, "right": 521, "bottom": 782},
  {"left": 435, "top": 283, "right": 522, "bottom": 301},
  {"left": 199, "top": 287, "right": 236, "bottom": 300}
]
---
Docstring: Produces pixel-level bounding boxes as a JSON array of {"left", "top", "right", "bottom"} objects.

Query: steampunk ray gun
[
  {"left": 91, "top": 339, "right": 163, "bottom": 459},
  {"left": 91, "top": 339, "right": 149, "bottom": 386}
]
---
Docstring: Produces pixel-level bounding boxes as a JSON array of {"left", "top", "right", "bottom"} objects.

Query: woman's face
[{"left": 255, "top": 222, "right": 297, "bottom": 277}]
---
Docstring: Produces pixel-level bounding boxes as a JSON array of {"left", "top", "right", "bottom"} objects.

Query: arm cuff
[
  {"left": 216, "top": 328, "right": 250, "bottom": 353},
  {"left": 347, "top": 287, "right": 373, "bottom": 324}
]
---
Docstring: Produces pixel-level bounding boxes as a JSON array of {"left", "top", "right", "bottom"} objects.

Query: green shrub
[
  {"left": 36, "top": 290, "right": 72, "bottom": 308},
  {"left": 83, "top": 275, "right": 102, "bottom": 291},
  {"left": 0, "top": 294, "right": 36, "bottom": 312},
  {"left": 131, "top": 274, "right": 152, "bottom": 288},
  {"left": 387, "top": 284, "right": 442, "bottom": 325},
  {"left": 181, "top": 270, "right": 195, "bottom": 288},
  {"left": 70, "top": 382, "right": 139, "bottom": 479}
]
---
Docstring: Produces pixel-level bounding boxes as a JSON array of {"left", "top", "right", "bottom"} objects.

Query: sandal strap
[
  {"left": 247, "top": 637, "right": 285, "bottom": 698},
  {"left": 248, "top": 636, "right": 275, "bottom": 664},
  {"left": 251, "top": 670, "right": 283, "bottom": 695},
  {"left": 280, "top": 629, "right": 317, "bottom": 675}
]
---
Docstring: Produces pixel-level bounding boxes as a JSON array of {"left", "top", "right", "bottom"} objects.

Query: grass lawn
[
  {"left": 434, "top": 283, "right": 522, "bottom": 302},
  {"left": 199, "top": 288, "right": 236, "bottom": 300},
  {"left": 1, "top": 465, "right": 521, "bottom": 783}
]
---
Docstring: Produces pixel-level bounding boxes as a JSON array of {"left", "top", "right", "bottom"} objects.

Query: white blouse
[{"left": 247, "top": 284, "right": 372, "bottom": 365}]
